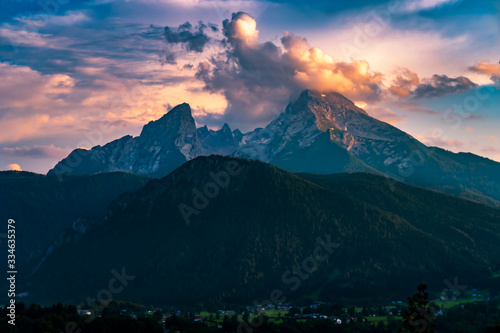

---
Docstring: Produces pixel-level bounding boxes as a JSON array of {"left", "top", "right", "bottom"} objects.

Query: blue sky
[{"left": 0, "top": 0, "right": 499, "bottom": 173}]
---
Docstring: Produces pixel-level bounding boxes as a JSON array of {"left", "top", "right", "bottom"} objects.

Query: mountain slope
[
  {"left": 238, "top": 90, "right": 411, "bottom": 165},
  {"left": 249, "top": 90, "right": 500, "bottom": 207},
  {"left": 29, "top": 156, "right": 500, "bottom": 306},
  {"left": 0, "top": 171, "right": 150, "bottom": 290},
  {"left": 301, "top": 172, "right": 500, "bottom": 251}
]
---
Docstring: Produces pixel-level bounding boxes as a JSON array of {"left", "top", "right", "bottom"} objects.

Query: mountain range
[
  {"left": 29, "top": 155, "right": 500, "bottom": 306},
  {"left": 49, "top": 90, "right": 500, "bottom": 207},
  {"left": 7, "top": 89, "right": 499, "bottom": 307}
]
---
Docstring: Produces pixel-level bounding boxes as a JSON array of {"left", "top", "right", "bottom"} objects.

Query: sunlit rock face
[{"left": 234, "top": 89, "right": 420, "bottom": 175}]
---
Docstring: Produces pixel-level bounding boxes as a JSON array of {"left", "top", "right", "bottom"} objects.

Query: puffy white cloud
[{"left": 223, "top": 12, "right": 259, "bottom": 45}]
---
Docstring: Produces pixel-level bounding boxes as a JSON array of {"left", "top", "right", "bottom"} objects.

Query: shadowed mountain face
[
  {"left": 49, "top": 90, "right": 500, "bottom": 207},
  {"left": 30, "top": 156, "right": 500, "bottom": 306},
  {"left": 48, "top": 103, "right": 203, "bottom": 178},
  {"left": 0, "top": 171, "right": 150, "bottom": 297}
]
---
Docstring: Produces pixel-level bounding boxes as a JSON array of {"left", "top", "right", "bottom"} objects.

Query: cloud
[
  {"left": 480, "top": 146, "right": 500, "bottom": 154},
  {"left": 265, "top": 0, "right": 459, "bottom": 15},
  {"left": 6, "top": 164, "right": 21, "bottom": 171},
  {"left": 15, "top": 10, "right": 91, "bottom": 27},
  {"left": 164, "top": 21, "right": 211, "bottom": 53},
  {"left": 0, "top": 59, "right": 225, "bottom": 146},
  {"left": 223, "top": 12, "right": 259, "bottom": 45},
  {"left": 49, "top": 11, "right": 91, "bottom": 26},
  {"left": 412, "top": 74, "right": 477, "bottom": 98},
  {"left": 196, "top": 12, "right": 384, "bottom": 127},
  {"left": 281, "top": 32, "right": 384, "bottom": 100},
  {"left": 419, "top": 136, "right": 464, "bottom": 149},
  {"left": 400, "top": 0, "right": 460, "bottom": 13},
  {"left": 0, "top": 26, "right": 51, "bottom": 48},
  {"left": 159, "top": 49, "right": 177, "bottom": 65},
  {"left": 389, "top": 68, "right": 420, "bottom": 97},
  {"left": 465, "top": 114, "right": 484, "bottom": 121},
  {"left": 0, "top": 62, "right": 75, "bottom": 113},
  {"left": 0, "top": 144, "right": 70, "bottom": 159},
  {"left": 0, "top": 2, "right": 496, "bottom": 171},
  {"left": 364, "top": 106, "right": 405, "bottom": 125},
  {"left": 389, "top": 100, "right": 439, "bottom": 115},
  {"left": 390, "top": 68, "right": 477, "bottom": 99},
  {"left": 469, "top": 60, "right": 500, "bottom": 83},
  {"left": 480, "top": 135, "right": 499, "bottom": 142}
]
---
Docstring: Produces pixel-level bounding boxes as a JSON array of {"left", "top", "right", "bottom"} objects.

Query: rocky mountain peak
[
  {"left": 197, "top": 125, "right": 210, "bottom": 140},
  {"left": 221, "top": 123, "right": 232, "bottom": 134},
  {"left": 288, "top": 90, "right": 368, "bottom": 132},
  {"left": 300, "top": 90, "right": 366, "bottom": 112},
  {"left": 140, "top": 103, "right": 196, "bottom": 141},
  {"left": 197, "top": 122, "right": 239, "bottom": 156}
]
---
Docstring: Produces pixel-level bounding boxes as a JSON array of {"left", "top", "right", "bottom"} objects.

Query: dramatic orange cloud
[
  {"left": 281, "top": 32, "right": 384, "bottom": 101},
  {"left": 389, "top": 68, "right": 420, "bottom": 97},
  {"left": 469, "top": 60, "right": 500, "bottom": 83}
]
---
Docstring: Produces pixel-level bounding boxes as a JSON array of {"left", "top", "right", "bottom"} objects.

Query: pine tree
[{"left": 400, "top": 284, "right": 437, "bottom": 333}]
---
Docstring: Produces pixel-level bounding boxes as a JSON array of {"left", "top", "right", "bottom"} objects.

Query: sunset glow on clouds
[
  {"left": 6, "top": 164, "right": 22, "bottom": 171},
  {"left": 0, "top": 0, "right": 499, "bottom": 172}
]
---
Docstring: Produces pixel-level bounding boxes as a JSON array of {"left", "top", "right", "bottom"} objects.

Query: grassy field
[
  {"left": 366, "top": 315, "right": 402, "bottom": 325},
  {"left": 434, "top": 297, "right": 479, "bottom": 310},
  {"left": 197, "top": 296, "right": 488, "bottom": 328},
  {"left": 252, "top": 310, "right": 286, "bottom": 324}
]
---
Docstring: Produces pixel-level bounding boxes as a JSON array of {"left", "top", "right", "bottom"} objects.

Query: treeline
[
  {"left": 1, "top": 300, "right": 500, "bottom": 333},
  {"left": 434, "top": 301, "right": 500, "bottom": 333},
  {"left": 0, "top": 302, "right": 163, "bottom": 333}
]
